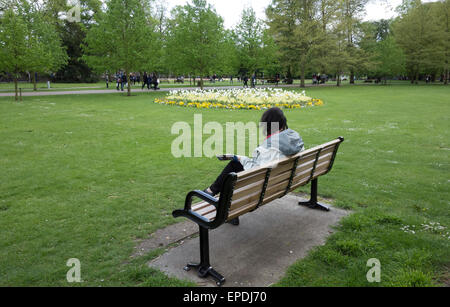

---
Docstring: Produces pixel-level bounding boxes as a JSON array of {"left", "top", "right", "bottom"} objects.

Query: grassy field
[{"left": 0, "top": 85, "right": 448, "bottom": 286}]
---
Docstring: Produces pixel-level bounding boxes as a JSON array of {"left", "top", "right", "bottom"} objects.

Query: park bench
[{"left": 172, "top": 137, "right": 344, "bottom": 286}]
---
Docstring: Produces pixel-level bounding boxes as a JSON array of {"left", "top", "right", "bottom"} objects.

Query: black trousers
[{"left": 210, "top": 160, "right": 244, "bottom": 195}]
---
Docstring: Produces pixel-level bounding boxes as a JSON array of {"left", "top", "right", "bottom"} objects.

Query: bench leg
[
  {"left": 183, "top": 226, "right": 226, "bottom": 287},
  {"left": 298, "top": 179, "right": 330, "bottom": 212}
]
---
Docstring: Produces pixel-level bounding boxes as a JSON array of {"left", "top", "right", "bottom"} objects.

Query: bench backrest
[{"left": 225, "top": 137, "right": 344, "bottom": 222}]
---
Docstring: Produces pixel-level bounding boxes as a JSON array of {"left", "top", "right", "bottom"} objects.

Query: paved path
[
  {"left": 148, "top": 194, "right": 349, "bottom": 287},
  {"left": 0, "top": 84, "right": 334, "bottom": 97}
]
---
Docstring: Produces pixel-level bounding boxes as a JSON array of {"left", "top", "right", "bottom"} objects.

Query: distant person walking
[
  {"left": 151, "top": 73, "right": 159, "bottom": 90},
  {"left": 116, "top": 72, "right": 124, "bottom": 91},
  {"left": 251, "top": 74, "right": 256, "bottom": 88},
  {"left": 142, "top": 72, "right": 150, "bottom": 90},
  {"left": 243, "top": 76, "right": 249, "bottom": 88}
]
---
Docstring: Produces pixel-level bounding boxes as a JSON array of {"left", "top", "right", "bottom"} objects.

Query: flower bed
[{"left": 154, "top": 88, "right": 324, "bottom": 110}]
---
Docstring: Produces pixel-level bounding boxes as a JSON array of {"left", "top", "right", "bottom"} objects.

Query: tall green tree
[
  {"left": 359, "top": 20, "right": 406, "bottom": 83},
  {"left": 393, "top": 0, "right": 444, "bottom": 83},
  {"left": 165, "top": 0, "right": 225, "bottom": 89},
  {"left": 267, "top": 0, "right": 322, "bottom": 87},
  {"left": 432, "top": 0, "right": 450, "bottom": 84},
  {"left": 83, "top": 0, "right": 157, "bottom": 96},
  {"left": 266, "top": 0, "right": 298, "bottom": 83},
  {"left": 234, "top": 7, "right": 266, "bottom": 77},
  {"left": 310, "top": 0, "right": 339, "bottom": 74},
  {"left": 16, "top": 0, "right": 68, "bottom": 91},
  {"left": 43, "top": 0, "right": 102, "bottom": 83},
  {"left": 328, "top": 16, "right": 353, "bottom": 86},
  {"left": 337, "top": 0, "right": 369, "bottom": 84},
  {"left": 216, "top": 29, "right": 240, "bottom": 77},
  {"left": 0, "top": 8, "right": 29, "bottom": 101},
  {"left": 374, "top": 36, "right": 406, "bottom": 83}
]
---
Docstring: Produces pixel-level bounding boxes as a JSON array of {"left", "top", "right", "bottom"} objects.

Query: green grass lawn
[{"left": 0, "top": 85, "right": 448, "bottom": 287}]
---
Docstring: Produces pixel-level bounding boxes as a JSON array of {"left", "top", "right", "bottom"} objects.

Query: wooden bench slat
[
  {"left": 264, "top": 179, "right": 290, "bottom": 200},
  {"left": 312, "top": 163, "right": 332, "bottom": 179},
  {"left": 235, "top": 171, "right": 267, "bottom": 190},
  {"left": 233, "top": 181, "right": 265, "bottom": 202},
  {"left": 261, "top": 188, "right": 292, "bottom": 206},
  {"left": 229, "top": 190, "right": 261, "bottom": 212},
  {"left": 295, "top": 160, "right": 315, "bottom": 174},
  {"left": 204, "top": 211, "right": 217, "bottom": 221},
  {"left": 227, "top": 201, "right": 259, "bottom": 221},
  {"left": 290, "top": 176, "right": 311, "bottom": 191},
  {"left": 269, "top": 160, "right": 296, "bottom": 177},
  {"left": 192, "top": 202, "right": 210, "bottom": 212},
  {"left": 267, "top": 170, "right": 292, "bottom": 187},
  {"left": 294, "top": 166, "right": 314, "bottom": 181},
  {"left": 195, "top": 204, "right": 217, "bottom": 216},
  {"left": 236, "top": 167, "right": 268, "bottom": 180}
]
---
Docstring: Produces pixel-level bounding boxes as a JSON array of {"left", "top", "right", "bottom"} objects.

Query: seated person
[{"left": 204, "top": 107, "right": 305, "bottom": 225}]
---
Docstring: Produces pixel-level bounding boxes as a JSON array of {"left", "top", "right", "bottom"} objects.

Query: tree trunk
[
  {"left": 14, "top": 75, "right": 18, "bottom": 101},
  {"left": 32, "top": 72, "right": 37, "bottom": 91},
  {"left": 336, "top": 72, "right": 341, "bottom": 87},
  {"left": 300, "top": 67, "right": 305, "bottom": 88},
  {"left": 200, "top": 76, "right": 204, "bottom": 90},
  {"left": 445, "top": 67, "right": 449, "bottom": 85},
  {"left": 350, "top": 70, "right": 355, "bottom": 84},
  {"left": 126, "top": 70, "right": 131, "bottom": 96}
]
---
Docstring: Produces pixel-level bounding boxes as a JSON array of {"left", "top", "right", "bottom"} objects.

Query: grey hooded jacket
[{"left": 238, "top": 129, "right": 305, "bottom": 171}]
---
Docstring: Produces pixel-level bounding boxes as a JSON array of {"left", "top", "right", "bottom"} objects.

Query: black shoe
[{"left": 227, "top": 218, "right": 240, "bottom": 226}]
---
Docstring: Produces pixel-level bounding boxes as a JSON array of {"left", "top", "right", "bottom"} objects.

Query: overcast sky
[{"left": 165, "top": 0, "right": 440, "bottom": 29}]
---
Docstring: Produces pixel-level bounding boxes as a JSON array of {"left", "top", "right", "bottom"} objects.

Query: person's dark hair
[{"left": 260, "top": 107, "right": 288, "bottom": 136}]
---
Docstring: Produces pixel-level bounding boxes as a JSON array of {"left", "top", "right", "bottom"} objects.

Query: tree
[
  {"left": 337, "top": 0, "right": 370, "bottom": 84},
  {"left": 216, "top": 29, "right": 240, "bottom": 77},
  {"left": 83, "top": 0, "right": 157, "bottom": 96},
  {"left": 234, "top": 7, "right": 266, "bottom": 77},
  {"left": 267, "top": 0, "right": 322, "bottom": 87},
  {"left": 393, "top": 0, "right": 444, "bottom": 83},
  {"left": 0, "top": 8, "right": 29, "bottom": 101},
  {"left": 266, "top": 0, "right": 298, "bottom": 84},
  {"left": 310, "top": 0, "right": 339, "bottom": 74},
  {"left": 432, "top": 0, "right": 450, "bottom": 84},
  {"left": 165, "top": 0, "right": 226, "bottom": 89},
  {"left": 359, "top": 20, "right": 406, "bottom": 83},
  {"left": 43, "top": 0, "right": 102, "bottom": 83},
  {"left": 373, "top": 36, "right": 406, "bottom": 83},
  {"left": 328, "top": 17, "right": 353, "bottom": 86},
  {"left": 16, "top": 0, "right": 67, "bottom": 90}
]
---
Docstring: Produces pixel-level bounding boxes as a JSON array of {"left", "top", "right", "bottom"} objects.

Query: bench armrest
[
  {"left": 184, "top": 190, "right": 219, "bottom": 211},
  {"left": 172, "top": 190, "right": 219, "bottom": 228}
]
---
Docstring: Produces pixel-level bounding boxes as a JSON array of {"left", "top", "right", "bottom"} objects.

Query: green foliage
[
  {"left": 16, "top": 0, "right": 68, "bottom": 88},
  {"left": 0, "top": 1, "right": 67, "bottom": 96},
  {"left": 234, "top": 7, "right": 278, "bottom": 77},
  {"left": 267, "top": 0, "right": 324, "bottom": 86},
  {"left": 165, "top": 0, "right": 225, "bottom": 88},
  {"left": 83, "top": 0, "right": 157, "bottom": 95},
  {"left": 393, "top": 0, "right": 448, "bottom": 82},
  {"left": 0, "top": 8, "right": 31, "bottom": 100},
  {"left": 0, "top": 9, "right": 29, "bottom": 75}
]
